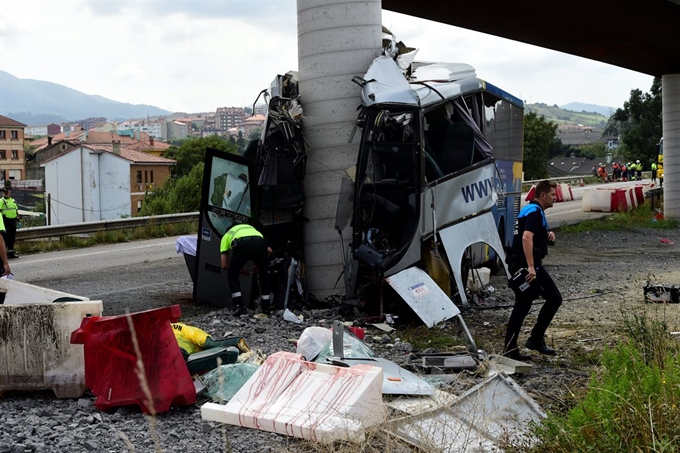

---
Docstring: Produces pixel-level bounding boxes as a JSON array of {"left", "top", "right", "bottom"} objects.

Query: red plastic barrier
[
  {"left": 554, "top": 184, "right": 564, "bottom": 202},
  {"left": 612, "top": 189, "right": 629, "bottom": 212},
  {"left": 70, "top": 305, "right": 195, "bottom": 414},
  {"left": 634, "top": 186, "right": 644, "bottom": 205},
  {"left": 628, "top": 188, "right": 638, "bottom": 209},
  {"left": 525, "top": 185, "right": 536, "bottom": 202}
]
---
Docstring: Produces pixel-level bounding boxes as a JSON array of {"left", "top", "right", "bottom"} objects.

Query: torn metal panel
[
  {"left": 411, "top": 63, "right": 477, "bottom": 83},
  {"left": 329, "top": 320, "right": 434, "bottom": 396},
  {"left": 385, "top": 267, "right": 460, "bottom": 328},
  {"left": 359, "top": 55, "right": 421, "bottom": 107},
  {"left": 408, "top": 351, "right": 479, "bottom": 374},
  {"left": 387, "top": 373, "right": 546, "bottom": 453},
  {"left": 439, "top": 211, "right": 509, "bottom": 308},
  {"left": 487, "top": 354, "right": 533, "bottom": 375},
  {"left": 333, "top": 357, "right": 435, "bottom": 396},
  {"left": 386, "top": 389, "right": 457, "bottom": 416},
  {"left": 643, "top": 284, "right": 680, "bottom": 303}
]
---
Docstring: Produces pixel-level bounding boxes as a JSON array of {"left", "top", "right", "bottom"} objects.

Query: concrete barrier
[
  {"left": 0, "top": 279, "right": 102, "bottom": 398},
  {"left": 582, "top": 188, "right": 615, "bottom": 212}
]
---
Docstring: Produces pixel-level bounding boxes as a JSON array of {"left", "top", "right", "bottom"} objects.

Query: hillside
[
  {"left": 525, "top": 102, "right": 613, "bottom": 128},
  {"left": 560, "top": 102, "right": 616, "bottom": 117},
  {"left": 0, "top": 70, "right": 171, "bottom": 125}
]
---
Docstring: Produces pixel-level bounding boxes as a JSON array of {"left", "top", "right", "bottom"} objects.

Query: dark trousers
[
  {"left": 504, "top": 265, "right": 563, "bottom": 351},
  {"left": 227, "top": 237, "right": 270, "bottom": 307},
  {"left": 2, "top": 217, "right": 16, "bottom": 253},
  {"left": 652, "top": 170, "right": 657, "bottom": 182}
]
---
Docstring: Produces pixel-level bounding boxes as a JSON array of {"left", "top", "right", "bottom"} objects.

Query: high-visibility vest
[
  {"left": 0, "top": 197, "right": 18, "bottom": 219},
  {"left": 220, "top": 224, "right": 263, "bottom": 253}
]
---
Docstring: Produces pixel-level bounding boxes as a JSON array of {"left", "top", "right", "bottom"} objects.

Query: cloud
[{"left": 83, "top": 0, "right": 294, "bottom": 22}]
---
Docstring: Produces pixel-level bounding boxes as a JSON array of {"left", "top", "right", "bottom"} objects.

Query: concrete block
[{"left": 201, "top": 351, "right": 386, "bottom": 443}]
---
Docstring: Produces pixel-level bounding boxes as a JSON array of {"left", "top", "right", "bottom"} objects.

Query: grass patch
[
  {"left": 518, "top": 308, "right": 680, "bottom": 453},
  {"left": 399, "top": 325, "right": 466, "bottom": 351},
  {"left": 15, "top": 221, "right": 198, "bottom": 255},
  {"left": 559, "top": 200, "right": 678, "bottom": 234}
]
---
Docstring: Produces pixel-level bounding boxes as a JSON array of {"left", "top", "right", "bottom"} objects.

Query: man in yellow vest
[
  {"left": 0, "top": 188, "right": 19, "bottom": 258},
  {"left": 220, "top": 223, "right": 272, "bottom": 315}
]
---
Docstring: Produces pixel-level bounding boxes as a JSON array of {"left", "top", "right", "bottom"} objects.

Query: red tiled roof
[
  {"left": 30, "top": 131, "right": 86, "bottom": 150},
  {"left": 41, "top": 144, "right": 176, "bottom": 165},
  {"left": 124, "top": 141, "right": 171, "bottom": 151},
  {"left": 0, "top": 115, "right": 27, "bottom": 127}
]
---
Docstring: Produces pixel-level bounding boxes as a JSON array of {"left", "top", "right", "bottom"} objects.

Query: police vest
[
  {"left": 511, "top": 202, "right": 550, "bottom": 265},
  {"left": 0, "top": 197, "right": 18, "bottom": 219}
]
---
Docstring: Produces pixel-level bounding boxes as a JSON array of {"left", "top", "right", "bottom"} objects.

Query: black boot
[{"left": 525, "top": 337, "right": 556, "bottom": 355}]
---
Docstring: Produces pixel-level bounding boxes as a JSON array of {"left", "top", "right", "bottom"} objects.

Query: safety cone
[{"left": 579, "top": 178, "right": 585, "bottom": 187}]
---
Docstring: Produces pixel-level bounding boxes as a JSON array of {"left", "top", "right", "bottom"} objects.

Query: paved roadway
[
  {"left": 11, "top": 236, "right": 197, "bottom": 316},
  {"left": 536, "top": 178, "right": 656, "bottom": 227},
  {"left": 8, "top": 179, "right": 654, "bottom": 313}
]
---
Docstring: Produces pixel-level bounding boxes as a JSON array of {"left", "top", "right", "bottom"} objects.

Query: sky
[{"left": 1, "top": 0, "right": 654, "bottom": 114}]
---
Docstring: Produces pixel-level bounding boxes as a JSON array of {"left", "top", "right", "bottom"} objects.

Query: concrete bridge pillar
[
  {"left": 663, "top": 75, "right": 680, "bottom": 218},
  {"left": 297, "top": 0, "right": 382, "bottom": 299}
]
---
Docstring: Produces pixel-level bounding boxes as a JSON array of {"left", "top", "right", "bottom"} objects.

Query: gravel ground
[{"left": 2, "top": 225, "right": 680, "bottom": 452}]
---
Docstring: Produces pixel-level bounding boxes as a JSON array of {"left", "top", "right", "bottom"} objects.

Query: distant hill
[
  {"left": 0, "top": 70, "right": 171, "bottom": 125},
  {"left": 560, "top": 102, "right": 617, "bottom": 117},
  {"left": 525, "top": 102, "right": 613, "bottom": 128}
]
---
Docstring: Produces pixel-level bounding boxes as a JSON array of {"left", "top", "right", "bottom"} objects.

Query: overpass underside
[{"left": 382, "top": 0, "right": 680, "bottom": 77}]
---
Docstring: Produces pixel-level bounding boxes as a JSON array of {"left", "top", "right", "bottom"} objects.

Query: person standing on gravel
[
  {"left": 220, "top": 223, "right": 272, "bottom": 315},
  {"left": 503, "top": 180, "right": 563, "bottom": 361}
]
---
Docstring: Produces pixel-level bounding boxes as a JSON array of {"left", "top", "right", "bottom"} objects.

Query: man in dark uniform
[
  {"left": 503, "top": 180, "right": 563, "bottom": 361},
  {"left": 220, "top": 223, "right": 271, "bottom": 315},
  {"left": 0, "top": 188, "right": 19, "bottom": 258}
]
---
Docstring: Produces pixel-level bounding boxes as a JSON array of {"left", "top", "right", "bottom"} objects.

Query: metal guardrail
[
  {"left": 525, "top": 171, "right": 653, "bottom": 186},
  {"left": 524, "top": 175, "right": 589, "bottom": 185},
  {"left": 16, "top": 212, "right": 199, "bottom": 241}
]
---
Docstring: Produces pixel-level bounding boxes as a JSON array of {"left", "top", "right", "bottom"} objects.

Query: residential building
[
  {"left": 118, "top": 119, "right": 168, "bottom": 140},
  {"left": 242, "top": 114, "right": 265, "bottom": 138},
  {"left": 93, "top": 122, "right": 118, "bottom": 133},
  {"left": 167, "top": 121, "right": 189, "bottom": 139},
  {"left": 77, "top": 117, "right": 107, "bottom": 131},
  {"left": 556, "top": 125, "right": 606, "bottom": 146},
  {"left": 0, "top": 114, "right": 27, "bottom": 182},
  {"left": 203, "top": 114, "right": 216, "bottom": 130},
  {"left": 216, "top": 107, "right": 245, "bottom": 131},
  {"left": 24, "top": 123, "right": 61, "bottom": 137},
  {"left": 41, "top": 143, "right": 175, "bottom": 224}
]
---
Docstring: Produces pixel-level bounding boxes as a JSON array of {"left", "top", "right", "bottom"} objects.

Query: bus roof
[
  {"left": 360, "top": 57, "right": 523, "bottom": 110},
  {"left": 410, "top": 78, "right": 524, "bottom": 109}
]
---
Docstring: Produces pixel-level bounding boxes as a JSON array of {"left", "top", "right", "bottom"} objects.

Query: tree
[
  {"left": 139, "top": 162, "right": 205, "bottom": 215},
  {"left": 523, "top": 111, "right": 558, "bottom": 180},
  {"left": 604, "top": 77, "right": 661, "bottom": 167},
  {"left": 236, "top": 130, "right": 247, "bottom": 154},
  {"left": 579, "top": 143, "right": 609, "bottom": 160},
  {"left": 164, "top": 135, "right": 237, "bottom": 178},
  {"left": 248, "top": 126, "right": 263, "bottom": 141}
]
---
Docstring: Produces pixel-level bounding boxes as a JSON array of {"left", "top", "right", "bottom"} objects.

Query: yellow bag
[{"left": 171, "top": 322, "right": 210, "bottom": 355}]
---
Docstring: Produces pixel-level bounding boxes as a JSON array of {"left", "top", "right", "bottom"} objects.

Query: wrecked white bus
[{"left": 341, "top": 56, "right": 523, "bottom": 317}]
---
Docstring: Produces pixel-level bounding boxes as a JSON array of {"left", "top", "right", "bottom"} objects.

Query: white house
[{"left": 42, "top": 144, "right": 132, "bottom": 224}]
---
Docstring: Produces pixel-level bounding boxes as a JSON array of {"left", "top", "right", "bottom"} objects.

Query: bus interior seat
[
  {"left": 423, "top": 138, "right": 444, "bottom": 181},
  {"left": 439, "top": 121, "right": 476, "bottom": 174}
]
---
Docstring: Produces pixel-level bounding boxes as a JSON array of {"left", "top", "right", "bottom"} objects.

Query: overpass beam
[
  {"left": 297, "top": 0, "right": 382, "bottom": 299},
  {"left": 663, "top": 75, "right": 680, "bottom": 218}
]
